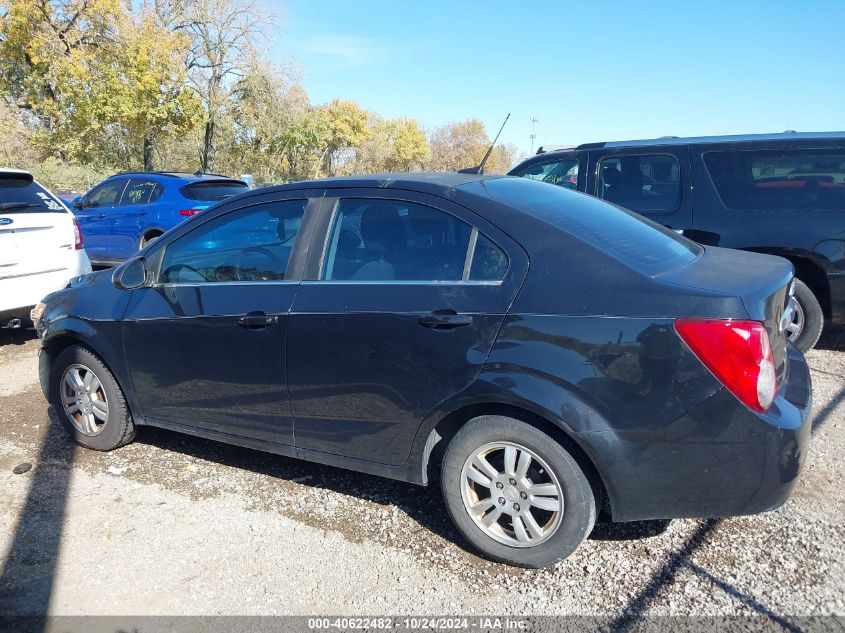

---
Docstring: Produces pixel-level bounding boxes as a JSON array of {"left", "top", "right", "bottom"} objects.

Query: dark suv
[{"left": 509, "top": 131, "right": 845, "bottom": 351}]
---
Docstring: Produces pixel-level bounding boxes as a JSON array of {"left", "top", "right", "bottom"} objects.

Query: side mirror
[
  {"left": 112, "top": 256, "right": 149, "bottom": 290},
  {"left": 72, "top": 197, "right": 83, "bottom": 209}
]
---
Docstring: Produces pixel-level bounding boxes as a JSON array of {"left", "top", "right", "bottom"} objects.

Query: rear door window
[
  {"left": 121, "top": 179, "right": 164, "bottom": 205},
  {"left": 322, "top": 198, "right": 508, "bottom": 282},
  {"left": 703, "top": 148, "right": 845, "bottom": 211},
  {"left": 598, "top": 154, "right": 681, "bottom": 212},
  {"left": 0, "top": 173, "right": 66, "bottom": 213},
  {"left": 181, "top": 181, "right": 250, "bottom": 202},
  {"left": 512, "top": 158, "right": 580, "bottom": 190}
]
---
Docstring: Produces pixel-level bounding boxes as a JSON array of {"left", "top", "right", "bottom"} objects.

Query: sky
[{"left": 272, "top": 0, "right": 844, "bottom": 161}]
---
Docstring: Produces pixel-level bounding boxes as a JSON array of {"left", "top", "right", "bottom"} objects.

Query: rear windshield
[
  {"left": 704, "top": 148, "right": 845, "bottom": 211},
  {"left": 465, "top": 177, "right": 701, "bottom": 275},
  {"left": 180, "top": 181, "right": 249, "bottom": 202},
  {"left": 0, "top": 174, "right": 66, "bottom": 213}
]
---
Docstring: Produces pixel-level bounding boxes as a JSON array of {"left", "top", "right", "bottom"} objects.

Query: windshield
[
  {"left": 464, "top": 176, "right": 701, "bottom": 275},
  {"left": 0, "top": 174, "right": 66, "bottom": 213}
]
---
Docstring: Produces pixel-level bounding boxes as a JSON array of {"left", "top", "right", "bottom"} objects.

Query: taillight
[
  {"left": 72, "top": 218, "right": 83, "bottom": 250},
  {"left": 179, "top": 209, "right": 200, "bottom": 216},
  {"left": 675, "top": 319, "right": 778, "bottom": 412}
]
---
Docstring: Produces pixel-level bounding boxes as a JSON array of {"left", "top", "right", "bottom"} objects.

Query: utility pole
[{"left": 529, "top": 115, "right": 539, "bottom": 155}]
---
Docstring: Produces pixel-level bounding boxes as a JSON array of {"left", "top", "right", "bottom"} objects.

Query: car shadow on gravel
[
  {"left": 815, "top": 323, "right": 845, "bottom": 351},
  {"left": 134, "top": 425, "right": 467, "bottom": 547},
  {"left": 134, "top": 424, "right": 671, "bottom": 554},
  {"left": 0, "top": 410, "right": 76, "bottom": 619},
  {"left": 0, "top": 328, "right": 37, "bottom": 348}
]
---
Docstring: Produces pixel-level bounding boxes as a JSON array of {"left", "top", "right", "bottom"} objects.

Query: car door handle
[
  {"left": 237, "top": 312, "right": 279, "bottom": 329},
  {"left": 419, "top": 310, "right": 473, "bottom": 329}
]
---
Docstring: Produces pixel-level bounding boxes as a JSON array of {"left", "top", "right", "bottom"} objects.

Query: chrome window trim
[
  {"left": 300, "top": 279, "right": 503, "bottom": 287},
  {"left": 151, "top": 280, "right": 300, "bottom": 288}
]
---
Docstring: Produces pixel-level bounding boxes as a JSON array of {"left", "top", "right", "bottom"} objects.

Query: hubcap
[
  {"left": 460, "top": 441, "right": 563, "bottom": 548},
  {"left": 785, "top": 296, "right": 805, "bottom": 342},
  {"left": 60, "top": 364, "right": 109, "bottom": 436}
]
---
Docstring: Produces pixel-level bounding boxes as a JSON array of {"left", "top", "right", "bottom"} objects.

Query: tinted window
[
  {"left": 598, "top": 154, "right": 681, "bottom": 212},
  {"left": 122, "top": 179, "right": 163, "bottom": 205},
  {"left": 85, "top": 180, "right": 126, "bottom": 208},
  {"left": 0, "top": 173, "right": 66, "bottom": 213},
  {"left": 181, "top": 181, "right": 250, "bottom": 202},
  {"left": 465, "top": 177, "right": 700, "bottom": 275},
  {"left": 323, "top": 198, "right": 506, "bottom": 282},
  {"left": 160, "top": 200, "right": 307, "bottom": 283},
  {"left": 704, "top": 149, "right": 845, "bottom": 211},
  {"left": 513, "top": 158, "right": 579, "bottom": 190}
]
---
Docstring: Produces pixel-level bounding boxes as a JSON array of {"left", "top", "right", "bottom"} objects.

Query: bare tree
[{"left": 156, "top": 0, "right": 274, "bottom": 172}]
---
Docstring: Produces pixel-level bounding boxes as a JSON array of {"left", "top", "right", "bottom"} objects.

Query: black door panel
[
  {"left": 122, "top": 283, "right": 296, "bottom": 443},
  {"left": 289, "top": 190, "right": 528, "bottom": 465}
]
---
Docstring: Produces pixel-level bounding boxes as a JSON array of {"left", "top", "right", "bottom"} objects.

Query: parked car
[
  {"left": 0, "top": 168, "right": 91, "bottom": 329},
  {"left": 71, "top": 171, "right": 250, "bottom": 266},
  {"left": 509, "top": 131, "right": 845, "bottom": 352},
  {"left": 34, "top": 174, "right": 811, "bottom": 568}
]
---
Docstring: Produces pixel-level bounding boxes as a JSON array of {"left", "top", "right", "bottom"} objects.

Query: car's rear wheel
[
  {"left": 787, "top": 279, "right": 823, "bottom": 353},
  {"left": 139, "top": 230, "right": 162, "bottom": 250},
  {"left": 50, "top": 345, "right": 135, "bottom": 451},
  {"left": 440, "top": 415, "right": 596, "bottom": 568}
]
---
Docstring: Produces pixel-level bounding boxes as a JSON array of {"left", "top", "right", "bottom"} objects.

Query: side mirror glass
[
  {"left": 72, "top": 197, "right": 83, "bottom": 209},
  {"left": 112, "top": 257, "right": 149, "bottom": 290}
]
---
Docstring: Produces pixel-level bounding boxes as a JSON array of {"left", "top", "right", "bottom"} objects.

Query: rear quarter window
[
  {"left": 180, "top": 181, "right": 250, "bottom": 202},
  {"left": 467, "top": 177, "right": 701, "bottom": 275},
  {"left": 704, "top": 148, "right": 845, "bottom": 211},
  {"left": 0, "top": 174, "right": 66, "bottom": 213}
]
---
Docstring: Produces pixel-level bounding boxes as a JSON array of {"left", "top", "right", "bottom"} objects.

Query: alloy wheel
[
  {"left": 785, "top": 296, "right": 805, "bottom": 342},
  {"left": 60, "top": 363, "right": 109, "bottom": 436},
  {"left": 460, "top": 441, "right": 564, "bottom": 548}
]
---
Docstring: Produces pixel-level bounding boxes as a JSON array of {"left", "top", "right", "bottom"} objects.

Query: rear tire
[
  {"left": 50, "top": 345, "right": 135, "bottom": 451},
  {"left": 789, "top": 279, "right": 823, "bottom": 353},
  {"left": 440, "top": 415, "right": 595, "bottom": 568},
  {"left": 139, "top": 231, "right": 162, "bottom": 250}
]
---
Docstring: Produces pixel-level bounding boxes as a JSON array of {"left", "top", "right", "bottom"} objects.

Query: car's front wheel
[
  {"left": 440, "top": 415, "right": 596, "bottom": 568},
  {"left": 50, "top": 345, "right": 135, "bottom": 451}
]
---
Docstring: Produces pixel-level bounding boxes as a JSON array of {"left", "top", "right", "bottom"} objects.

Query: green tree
[
  {"left": 102, "top": 11, "right": 203, "bottom": 170},
  {"left": 317, "top": 98, "right": 369, "bottom": 176}
]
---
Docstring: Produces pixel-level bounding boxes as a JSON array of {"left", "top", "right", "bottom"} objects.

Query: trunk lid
[
  {"left": 0, "top": 172, "right": 75, "bottom": 279},
  {"left": 657, "top": 245, "right": 794, "bottom": 380}
]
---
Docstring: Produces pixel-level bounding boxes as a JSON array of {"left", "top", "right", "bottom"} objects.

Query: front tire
[
  {"left": 440, "top": 415, "right": 596, "bottom": 568},
  {"left": 50, "top": 345, "right": 135, "bottom": 451},
  {"left": 788, "top": 279, "right": 823, "bottom": 353}
]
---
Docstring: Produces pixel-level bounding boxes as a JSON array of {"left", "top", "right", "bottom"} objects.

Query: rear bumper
[
  {"left": 0, "top": 251, "right": 91, "bottom": 316},
  {"left": 580, "top": 345, "right": 813, "bottom": 523}
]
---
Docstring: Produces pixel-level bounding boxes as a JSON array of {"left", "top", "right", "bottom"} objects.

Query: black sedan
[{"left": 34, "top": 173, "right": 812, "bottom": 568}]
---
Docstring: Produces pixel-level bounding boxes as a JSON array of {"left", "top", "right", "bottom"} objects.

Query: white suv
[{"left": 0, "top": 168, "right": 92, "bottom": 328}]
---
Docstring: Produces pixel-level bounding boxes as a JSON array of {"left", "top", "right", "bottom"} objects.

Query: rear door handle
[
  {"left": 419, "top": 310, "right": 473, "bottom": 329},
  {"left": 237, "top": 312, "right": 279, "bottom": 329}
]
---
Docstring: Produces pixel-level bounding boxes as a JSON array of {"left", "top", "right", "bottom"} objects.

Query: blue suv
[{"left": 72, "top": 172, "right": 249, "bottom": 265}]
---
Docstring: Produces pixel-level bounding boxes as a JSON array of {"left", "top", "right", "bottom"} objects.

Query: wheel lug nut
[
  {"left": 498, "top": 497, "right": 506, "bottom": 505},
  {"left": 520, "top": 491, "right": 527, "bottom": 499},
  {"left": 513, "top": 503, "right": 520, "bottom": 512},
  {"left": 509, "top": 478, "right": 516, "bottom": 485},
  {"left": 495, "top": 482, "right": 504, "bottom": 489}
]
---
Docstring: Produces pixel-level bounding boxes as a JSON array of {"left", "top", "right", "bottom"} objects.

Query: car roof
[
  {"left": 263, "top": 172, "right": 497, "bottom": 195},
  {"left": 107, "top": 171, "right": 246, "bottom": 183},
  {"left": 534, "top": 131, "right": 845, "bottom": 154},
  {"left": 0, "top": 168, "right": 33, "bottom": 177}
]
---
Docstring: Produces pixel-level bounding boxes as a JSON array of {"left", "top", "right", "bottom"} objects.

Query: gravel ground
[{"left": 0, "top": 325, "right": 842, "bottom": 621}]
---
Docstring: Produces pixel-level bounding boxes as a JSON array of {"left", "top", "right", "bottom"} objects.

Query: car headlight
[{"left": 30, "top": 302, "right": 46, "bottom": 328}]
